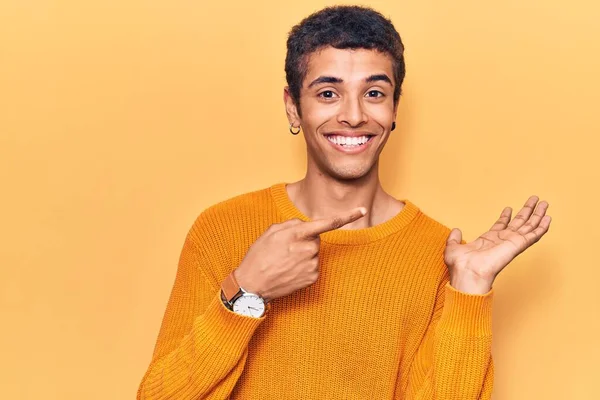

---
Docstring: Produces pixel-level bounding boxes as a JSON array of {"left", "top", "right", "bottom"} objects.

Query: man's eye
[
  {"left": 366, "top": 90, "right": 384, "bottom": 98},
  {"left": 318, "top": 90, "right": 337, "bottom": 99}
]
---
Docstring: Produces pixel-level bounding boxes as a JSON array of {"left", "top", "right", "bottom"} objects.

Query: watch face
[{"left": 232, "top": 293, "right": 265, "bottom": 317}]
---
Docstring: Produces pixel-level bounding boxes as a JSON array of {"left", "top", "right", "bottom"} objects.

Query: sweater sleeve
[
  {"left": 399, "top": 273, "right": 495, "bottom": 400},
  {"left": 136, "top": 213, "right": 267, "bottom": 399}
]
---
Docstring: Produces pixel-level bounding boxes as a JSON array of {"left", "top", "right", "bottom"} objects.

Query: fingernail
[{"left": 359, "top": 207, "right": 367, "bottom": 216}]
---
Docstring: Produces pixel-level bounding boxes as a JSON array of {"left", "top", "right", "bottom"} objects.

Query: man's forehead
[{"left": 304, "top": 47, "right": 394, "bottom": 85}]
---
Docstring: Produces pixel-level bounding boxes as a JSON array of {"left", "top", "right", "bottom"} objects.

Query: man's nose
[{"left": 337, "top": 95, "right": 368, "bottom": 127}]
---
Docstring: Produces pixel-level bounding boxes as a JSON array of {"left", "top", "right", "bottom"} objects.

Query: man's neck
[{"left": 285, "top": 171, "right": 404, "bottom": 230}]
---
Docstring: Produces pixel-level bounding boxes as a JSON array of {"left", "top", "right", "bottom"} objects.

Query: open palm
[{"left": 444, "top": 195, "right": 552, "bottom": 282}]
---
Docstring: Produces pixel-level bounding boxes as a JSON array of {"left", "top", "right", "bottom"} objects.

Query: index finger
[{"left": 297, "top": 207, "right": 367, "bottom": 239}]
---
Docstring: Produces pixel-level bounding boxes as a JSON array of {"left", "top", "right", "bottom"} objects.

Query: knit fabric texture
[{"left": 137, "top": 182, "right": 494, "bottom": 399}]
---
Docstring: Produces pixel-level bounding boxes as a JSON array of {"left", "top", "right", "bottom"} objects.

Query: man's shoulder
[
  {"left": 404, "top": 205, "right": 459, "bottom": 284},
  {"left": 191, "top": 183, "right": 277, "bottom": 233},
  {"left": 408, "top": 204, "right": 455, "bottom": 246},
  {"left": 181, "top": 184, "right": 278, "bottom": 286}
]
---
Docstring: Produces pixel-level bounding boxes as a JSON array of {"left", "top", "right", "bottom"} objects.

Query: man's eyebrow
[
  {"left": 365, "top": 74, "right": 393, "bottom": 86},
  {"left": 307, "top": 74, "right": 393, "bottom": 88},
  {"left": 307, "top": 76, "right": 343, "bottom": 88}
]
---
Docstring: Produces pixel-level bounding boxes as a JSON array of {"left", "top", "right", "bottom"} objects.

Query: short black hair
[{"left": 285, "top": 5, "right": 406, "bottom": 117}]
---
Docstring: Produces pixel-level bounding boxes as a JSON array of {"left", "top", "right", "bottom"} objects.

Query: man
[{"left": 137, "top": 5, "right": 551, "bottom": 399}]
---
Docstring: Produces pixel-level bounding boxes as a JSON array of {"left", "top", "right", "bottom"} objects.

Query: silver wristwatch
[{"left": 220, "top": 271, "right": 268, "bottom": 318}]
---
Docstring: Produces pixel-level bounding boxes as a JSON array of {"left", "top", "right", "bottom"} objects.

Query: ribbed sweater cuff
[
  {"left": 438, "top": 282, "right": 494, "bottom": 337},
  {"left": 199, "top": 291, "right": 266, "bottom": 356}
]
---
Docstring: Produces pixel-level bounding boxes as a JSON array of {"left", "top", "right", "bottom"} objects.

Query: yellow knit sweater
[{"left": 137, "top": 182, "right": 494, "bottom": 399}]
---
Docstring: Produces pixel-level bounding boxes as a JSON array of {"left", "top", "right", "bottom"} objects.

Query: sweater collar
[{"left": 269, "top": 182, "right": 420, "bottom": 245}]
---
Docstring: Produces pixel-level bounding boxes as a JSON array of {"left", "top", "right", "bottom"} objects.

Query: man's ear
[
  {"left": 391, "top": 98, "right": 400, "bottom": 130},
  {"left": 283, "top": 86, "right": 301, "bottom": 125},
  {"left": 392, "top": 97, "right": 400, "bottom": 119}
]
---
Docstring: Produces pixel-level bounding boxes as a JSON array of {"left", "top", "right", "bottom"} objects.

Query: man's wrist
[
  {"left": 449, "top": 271, "right": 494, "bottom": 295},
  {"left": 233, "top": 268, "right": 268, "bottom": 302},
  {"left": 221, "top": 271, "right": 270, "bottom": 309}
]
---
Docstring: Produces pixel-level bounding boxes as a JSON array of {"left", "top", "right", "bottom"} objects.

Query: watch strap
[{"left": 221, "top": 270, "right": 241, "bottom": 303}]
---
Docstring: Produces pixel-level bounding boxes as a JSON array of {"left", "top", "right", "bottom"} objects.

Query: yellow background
[{"left": 1, "top": 0, "right": 597, "bottom": 398}]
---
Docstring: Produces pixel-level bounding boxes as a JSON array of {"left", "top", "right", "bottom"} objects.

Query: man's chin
[
  {"left": 308, "top": 153, "right": 376, "bottom": 181},
  {"left": 325, "top": 164, "right": 374, "bottom": 181}
]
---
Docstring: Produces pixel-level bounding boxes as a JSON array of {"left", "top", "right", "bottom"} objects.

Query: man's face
[{"left": 284, "top": 46, "right": 398, "bottom": 181}]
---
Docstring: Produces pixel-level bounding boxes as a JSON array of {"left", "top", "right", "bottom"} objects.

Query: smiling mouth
[{"left": 325, "top": 134, "right": 375, "bottom": 148}]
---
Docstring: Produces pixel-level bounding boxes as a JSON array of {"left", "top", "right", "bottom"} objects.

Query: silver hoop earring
[{"left": 289, "top": 124, "right": 301, "bottom": 135}]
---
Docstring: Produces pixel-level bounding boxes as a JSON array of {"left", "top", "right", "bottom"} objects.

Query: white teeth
[{"left": 327, "top": 135, "right": 370, "bottom": 146}]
